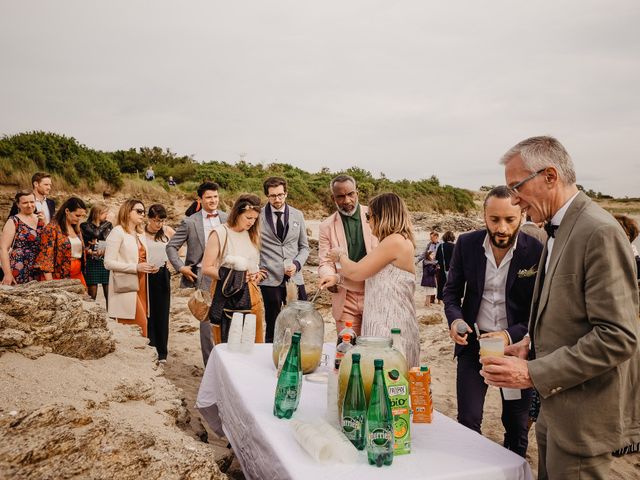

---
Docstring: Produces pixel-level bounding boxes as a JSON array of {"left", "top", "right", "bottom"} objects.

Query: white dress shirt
[
  {"left": 476, "top": 233, "right": 518, "bottom": 334},
  {"left": 545, "top": 191, "right": 579, "bottom": 272},
  {"left": 197, "top": 210, "right": 221, "bottom": 267},
  {"left": 35, "top": 198, "right": 50, "bottom": 224},
  {"left": 271, "top": 207, "right": 286, "bottom": 230}
]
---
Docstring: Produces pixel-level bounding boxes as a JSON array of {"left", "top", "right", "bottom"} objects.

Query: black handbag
[{"left": 208, "top": 266, "right": 252, "bottom": 343}]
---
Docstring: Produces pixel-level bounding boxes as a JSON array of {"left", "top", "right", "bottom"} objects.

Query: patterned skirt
[{"left": 84, "top": 257, "right": 110, "bottom": 285}]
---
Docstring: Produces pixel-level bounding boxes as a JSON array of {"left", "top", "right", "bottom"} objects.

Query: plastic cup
[{"left": 479, "top": 337, "right": 504, "bottom": 361}]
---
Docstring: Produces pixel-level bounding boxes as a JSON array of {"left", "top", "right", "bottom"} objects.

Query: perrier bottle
[
  {"left": 366, "top": 358, "right": 394, "bottom": 467},
  {"left": 273, "top": 332, "right": 302, "bottom": 419},
  {"left": 341, "top": 352, "right": 366, "bottom": 450}
]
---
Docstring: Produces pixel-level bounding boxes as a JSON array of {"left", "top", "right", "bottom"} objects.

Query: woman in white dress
[{"left": 325, "top": 192, "right": 420, "bottom": 367}]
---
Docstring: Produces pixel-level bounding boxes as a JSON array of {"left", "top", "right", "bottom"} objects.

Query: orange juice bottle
[{"left": 409, "top": 365, "right": 432, "bottom": 423}]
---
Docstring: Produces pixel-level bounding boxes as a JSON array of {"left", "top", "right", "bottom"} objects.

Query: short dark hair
[
  {"left": 442, "top": 231, "right": 456, "bottom": 243},
  {"left": 197, "top": 181, "right": 219, "bottom": 198},
  {"left": 263, "top": 177, "right": 287, "bottom": 195},
  {"left": 483, "top": 185, "right": 512, "bottom": 209},
  {"left": 14, "top": 190, "right": 35, "bottom": 205},
  {"left": 32, "top": 172, "right": 51, "bottom": 187},
  {"left": 148, "top": 203, "right": 169, "bottom": 242}
]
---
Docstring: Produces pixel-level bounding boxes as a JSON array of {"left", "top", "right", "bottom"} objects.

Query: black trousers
[
  {"left": 148, "top": 266, "right": 171, "bottom": 360},
  {"left": 260, "top": 282, "right": 307, "bottom": 343},
  {"left": 456, "top": 342, "right": 532, "bottom": 457}
]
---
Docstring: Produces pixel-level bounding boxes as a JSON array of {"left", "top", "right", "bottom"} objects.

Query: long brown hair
[
  {"left": 227, "top": 194, "right": 262, "bottom": 248},
  {"left": 368, "top": 192, "right": 415, "bottom": 245},
  {"left": 53, "top": 197, "right": 87, "bottom": 236},
  {"left": 117, "top": 199, "right": 145, "bottom": 234}
]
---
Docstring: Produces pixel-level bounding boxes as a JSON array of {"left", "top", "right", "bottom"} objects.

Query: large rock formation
[
  {"left": 0, "top": 281, "right": 227, "bottom": 479},
  {"left": 0, "top": 280, "right": 115, "bottom": 359}
]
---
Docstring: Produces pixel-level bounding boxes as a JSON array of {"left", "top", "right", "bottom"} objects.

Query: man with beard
[
  {"left": 443, "top": 185, "right": 543, "bottom": 457},
  {"left": 258, "top": 176, "right": 309, "bottom": 343},
  {"left": 482, "top": 136, "right": 639, "bottom": 478},
  {"left": 318, "top": 175, "right": 377, "bottom": 337}
]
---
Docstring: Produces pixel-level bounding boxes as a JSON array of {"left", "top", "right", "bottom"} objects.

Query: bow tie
[
  {"left": 206, "top": 212, "right": 219, "bottom": 219},
  {"left": 544, "top": 222, "right": 558, "bottom": 238}
]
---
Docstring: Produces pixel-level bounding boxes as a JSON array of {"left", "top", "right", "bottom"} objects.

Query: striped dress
[{"left": 362, "top": 263, "right": 421, "bottom": 368}]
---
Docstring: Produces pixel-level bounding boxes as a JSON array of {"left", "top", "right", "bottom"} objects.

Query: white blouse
[{"left": 69, "top": 236, "right": 83, "bottom": 259}]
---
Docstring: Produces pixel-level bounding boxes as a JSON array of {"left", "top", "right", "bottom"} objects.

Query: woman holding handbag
[
  {"left": 36, "top": 197, "right": 88, "bottom": 287},
  {"left": 1, "top": 192, "right": 44, "bottom": 284},
  {"left": 202, "top": 194, "right": 266, "bottom": 344},
  {"left": 104, "top": 199, "right": 158, "bottom": 336}
]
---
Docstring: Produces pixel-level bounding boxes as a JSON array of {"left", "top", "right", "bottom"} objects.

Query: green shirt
[{"left": 340, "top": 204, "right": 367, "bottom": 262}]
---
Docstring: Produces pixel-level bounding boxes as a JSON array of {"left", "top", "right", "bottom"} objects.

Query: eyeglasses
[
  {"left": 507, "top": 168, "right": 546, "bottom": 195},
  {"left": 267, "top": 193, "right": 286, "bottom": 200},
  {"left": 132, "top": 208, "right": 146, "bottom": 216},
  {"left": 149, "top": 217, "right": 165, "bottom": 223}
]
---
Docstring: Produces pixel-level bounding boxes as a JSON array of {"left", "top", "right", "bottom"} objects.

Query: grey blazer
[
  {"left": 259, "top": 203, "right": 309, "bottom": 287},
  {"left": 166, "top": 209, "right": 229, "bottom": 291},
  {"left": 528, "top": 192, "right": 639, "bottom": 456}
]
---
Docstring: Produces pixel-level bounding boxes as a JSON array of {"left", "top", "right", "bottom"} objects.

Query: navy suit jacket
[{"left": 443, "top": 229, "right": 543, "bottom": 357}]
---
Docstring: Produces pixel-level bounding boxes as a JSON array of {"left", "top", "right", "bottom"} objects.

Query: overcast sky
[{"left": 1, "top": 1, "right": 639, "bottom": 196}]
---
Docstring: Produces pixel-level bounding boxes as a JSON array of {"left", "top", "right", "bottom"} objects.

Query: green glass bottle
[
  {"left": 341, "top": 352, "right": 366, "bottom": 450},
  {"left": 366, "top": 358, "right": 394, "bottom": 467},
  {"left": 273, "top": 332, "right": 302, "bottom": 419}
]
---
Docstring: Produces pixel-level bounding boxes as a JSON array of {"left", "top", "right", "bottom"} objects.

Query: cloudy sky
[{"left": 1, "top": 1, "right": 639, "bottom": 196}]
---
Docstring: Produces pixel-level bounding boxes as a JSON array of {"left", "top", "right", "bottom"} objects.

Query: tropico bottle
[
  {"left": 273, "top": 332, "right": 302, "bottom": 419},
  {"left": 336, "top": 320, "right": 357, "bottom": 346},
  {"left": 366, "top": 358, "right": 394, "bottom": 467},
  {"left": 341, "top": 352, "right": 366, "bottom": 450},
  {"left": 334, "top": 333, "right": 353, "bottom": 371}
]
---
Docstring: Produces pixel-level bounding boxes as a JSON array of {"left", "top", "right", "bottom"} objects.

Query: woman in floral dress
[{"left": 0, "top": 192, "right": 44, "bottom": 284}]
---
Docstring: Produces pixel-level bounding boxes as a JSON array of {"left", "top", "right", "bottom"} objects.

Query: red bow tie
[{"left": 206, "top": 212, "right": 219, "bottom": 219}]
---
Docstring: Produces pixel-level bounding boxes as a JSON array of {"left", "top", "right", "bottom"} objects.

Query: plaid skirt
[{"left": 84, "top": 257, "right": 110, "bottom": 285}]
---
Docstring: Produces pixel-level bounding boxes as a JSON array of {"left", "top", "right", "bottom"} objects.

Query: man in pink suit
[{"left": 318, "top": 175, "right": 378, "bottom": 337}]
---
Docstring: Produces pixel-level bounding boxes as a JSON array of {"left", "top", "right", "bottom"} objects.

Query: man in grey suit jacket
[
  {"left": 166, "top": 181, "right": 228, "bottom": 365},
  {"left": 482, "top": 136, "right": 639, "bottom": 479},
  {"left": 258, "top": 177, "right": 310, "bottom": 343}
]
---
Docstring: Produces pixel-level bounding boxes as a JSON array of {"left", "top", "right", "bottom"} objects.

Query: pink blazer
[{"left": 318, "top": 206, "right": 378, "bottom": 322}]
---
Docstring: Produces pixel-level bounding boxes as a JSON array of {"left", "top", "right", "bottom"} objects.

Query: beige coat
[
  {"left": 104, "top": 225, "right": 149, "bottom": 320},
  {"left": 318, "top": 206, "right": 378, "bottom": 322},
  {"left": 528, "top": 192, "right": 640, "bottom": 456}
]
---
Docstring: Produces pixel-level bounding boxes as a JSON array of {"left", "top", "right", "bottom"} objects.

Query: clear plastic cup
[{"left": 478, "top": 337, "right": 504, "bottom": 361}]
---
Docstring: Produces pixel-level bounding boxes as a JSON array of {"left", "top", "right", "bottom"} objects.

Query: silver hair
[
  {"left": 500, "top": 136, "right": 576, "bottom": 185},
  {"left": 329, "top": 174, "right": 357, "bottom": 192}
]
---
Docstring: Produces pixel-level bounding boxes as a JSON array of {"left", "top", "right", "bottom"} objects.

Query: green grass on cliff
[{"left": 0, "top": 131, "right": 475, "bottom": 213}]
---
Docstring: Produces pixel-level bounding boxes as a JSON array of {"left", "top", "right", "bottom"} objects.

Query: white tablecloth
[{"left": 196, "top": 343, "right": 533, "bottom": 480}]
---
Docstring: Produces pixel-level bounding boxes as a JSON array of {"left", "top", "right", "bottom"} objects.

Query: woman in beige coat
[{"left": 104, "top": 199, "right": 158, "bottom": 336}]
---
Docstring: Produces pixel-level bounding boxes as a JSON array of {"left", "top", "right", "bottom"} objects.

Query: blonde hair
[
  {"left": 117, "top": 199, "right": 145, "bottom": 234},
  {"left": 88, "top": 202, "right": 109, "bottom": 225},
  {"left": 368, "top": 192, "right": 414, "bottom": 246}
]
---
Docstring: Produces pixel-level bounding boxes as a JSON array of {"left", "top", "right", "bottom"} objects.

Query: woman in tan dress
[{"left": 104, "top": 199, "right": 159, "bottom": 336}]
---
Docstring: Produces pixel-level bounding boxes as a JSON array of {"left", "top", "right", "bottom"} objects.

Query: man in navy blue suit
[{"left": 444, "top": 185, "right": 543, "bottom": 457}]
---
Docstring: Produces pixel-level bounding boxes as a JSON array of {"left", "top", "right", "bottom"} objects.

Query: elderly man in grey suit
[
  {"left": 259, "top": 176, "right": 310, "bottom": 343},
  {"left": 481, "top": 136, "right": 639, "bottom": 479},
  {"left": 166, "top": 181, "right": 228, "bottom": 365}
]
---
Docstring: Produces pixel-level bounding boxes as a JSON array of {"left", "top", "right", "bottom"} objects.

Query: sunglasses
[
  {"left": 132, "top": 208, "right": 146, "bottom": 216},
  {"left": 365, "top": 212, "right": 371, "bottom": 222},
  {"left": 508, "top": 168, "right": 546, "bottom": 195}
]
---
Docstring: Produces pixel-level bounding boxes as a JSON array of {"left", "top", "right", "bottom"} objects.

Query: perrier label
[
  {"left": 365, "top": 358, "right": 394, "bottom": 467},
  {"left": 342, "top": 352, "right": 366, "bottom": 449},
  {"left": 273, "top": 332, "right": 302, "bottom": 419}
]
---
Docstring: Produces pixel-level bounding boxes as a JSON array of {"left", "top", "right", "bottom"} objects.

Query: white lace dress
[{"left": 362, "top": 263, "right": 421, "bottom": 368}]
